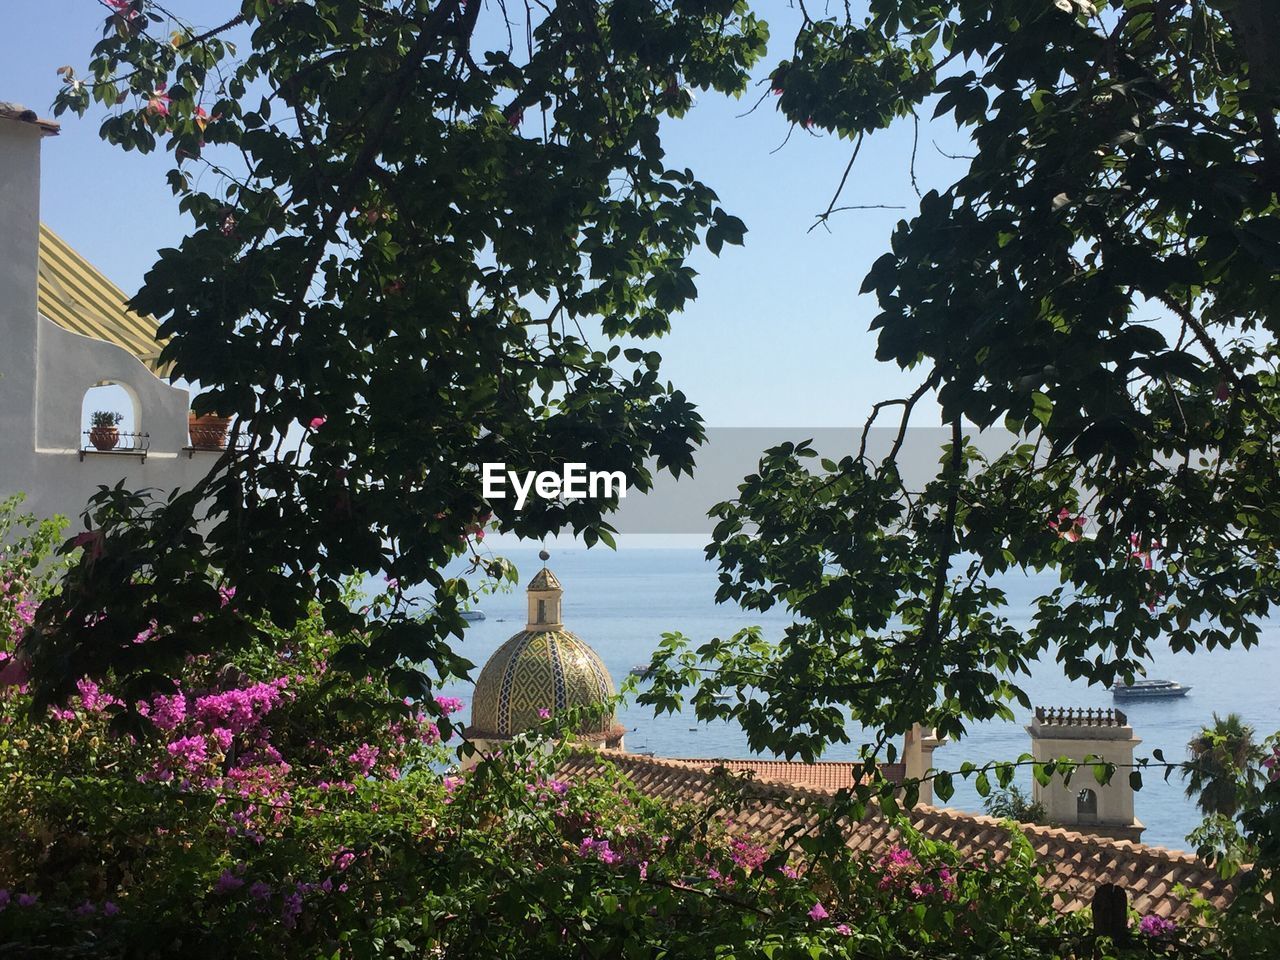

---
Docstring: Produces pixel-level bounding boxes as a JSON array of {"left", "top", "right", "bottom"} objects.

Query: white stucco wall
[
  {"left": 1028, "top": 720, "right": 1141, "bottom": 831},
  {"left": 0, "top": 112, "right": 221, "bottom": 525}
]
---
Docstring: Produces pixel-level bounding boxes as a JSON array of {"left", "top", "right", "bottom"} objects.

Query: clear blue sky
[{"left": 1, "top": 1, "right": 970, "bottom": 428}]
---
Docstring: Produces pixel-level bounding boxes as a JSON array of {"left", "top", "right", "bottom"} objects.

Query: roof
[
  {"left": 37, "top": 224, "right": 171, "bottom": 375},
  {"left": 527, "top": 567, "right": 562, "bottom": 591},
  {"left": 0, "top": 102, "right": 60, "bottom": 136},
  {"left": 670, "top": 757, "right": 906, "bottom": 793},
  {"left": 557, "top": 750, "right": 1240, "bottom": 921},
  {"left": 470, "top": 629, "right": 615, "bottom": 739}
]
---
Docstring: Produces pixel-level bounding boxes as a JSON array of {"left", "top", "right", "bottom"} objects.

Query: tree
[
  {"left": 30, "top": 0, "right": 759, "bottom": 712},
  {"left": 643, "top": 1, "right": 1280, "bottom": 777},
  {"left": 983, "top": 785, "right": 1047, "bottom": 826},
  {"left": 1184, "top": 712, "right": 1263, "bottom": 818}
]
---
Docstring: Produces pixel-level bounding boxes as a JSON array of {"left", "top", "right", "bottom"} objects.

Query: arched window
[
  {"left": 1076, "top": 787, "right": 1098, "bottom": 823},
  {"left": 81, "top": 381, "right": 141, "bottom": 453}
]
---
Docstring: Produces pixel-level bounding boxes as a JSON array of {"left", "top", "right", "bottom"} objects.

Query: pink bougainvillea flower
[
  {"left": 194, "top": 105, "right": 215, "bottom": 131},
  {"left": 434, "top": 695, "right": 464, "bottom": 715},
  {"left": 147, "top": 83, "right": 171, "bottom": 117},
  {"left": 348, "top": 742, "right": 379, "bottom": 776},
  {"left": 1139, "top": 914, "right": 1176, "bottom": 938},
  {"left": 808, "top": 901, "right": 828, "bottom": 921},
  {"left": 537, "top": 707, "right": 551, "bottom": 719},
  {"left": 834, "top": 923, "right": 852, "bottom": 935},
  {"left": 307, "top": 416, "right": 326, "bottom": 430},
  {"left": 102, "top": 901, "right": 119, "bottom": 916}
]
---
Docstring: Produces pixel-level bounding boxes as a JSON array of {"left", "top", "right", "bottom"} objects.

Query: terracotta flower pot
[
  {"left": 89, "top": 425, "right": 120, "bottom": 451},
  {"left": 189, "top": 413, "right": 232, "bottom": 450}
]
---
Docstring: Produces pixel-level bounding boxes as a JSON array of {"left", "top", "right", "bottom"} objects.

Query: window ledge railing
[
  {"left": 81, "top": 430, "right": 151, "bottom": 462},
  {"left": 182, "top": 429, "right": 250, "bottom": 458}
]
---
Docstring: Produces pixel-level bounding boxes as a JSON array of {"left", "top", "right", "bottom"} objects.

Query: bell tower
[{"left": 1027, "top": 706, "right": 1144, "bottom": 842}]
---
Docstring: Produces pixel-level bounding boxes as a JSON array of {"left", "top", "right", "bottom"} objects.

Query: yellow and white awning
[{"left": 37, "top": 223, "right": 171, "bottom": 376}]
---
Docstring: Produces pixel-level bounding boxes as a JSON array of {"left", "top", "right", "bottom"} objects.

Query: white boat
[
  {"left": 1109, "top": 678, "right": 1191, "bottom": 699},
  {"left": 460, "top": 610, "right": 486, "bottom": 622}
]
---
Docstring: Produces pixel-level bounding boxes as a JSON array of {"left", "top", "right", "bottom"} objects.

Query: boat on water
[
  {"left": 1109, "top": 678, "right": 1191, "bottom": 699},
  {"left": 629, "top": 663, "right": 653, "bottom": 679},
  {"left": 460, "top": 610, "right": 486, "bottom": 622}
]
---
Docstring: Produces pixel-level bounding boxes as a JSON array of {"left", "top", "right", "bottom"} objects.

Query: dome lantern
[{"left": 526, "top": 548, "right": 563, "bottom": 630}]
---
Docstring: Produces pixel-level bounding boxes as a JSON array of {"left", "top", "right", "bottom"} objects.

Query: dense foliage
[
  {"left": 34, "top": 0, "right": 762, "bottom": 710},
  {"left": 0, "top": 503, "right": 1158, "bottom": 958},
  {"left": 12, "top": 0, "right": 1280, "bottom": 954},
  {"left": 643, "top": 0, "right": 1280, "bottom": 752}
]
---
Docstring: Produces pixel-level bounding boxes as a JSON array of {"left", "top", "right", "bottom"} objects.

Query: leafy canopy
[
  {"left": 642, "top": 0, "right": 1280, "bottom": 764},
  {"left": 34, "top": 0, "right": 760, "bottom": 709}
]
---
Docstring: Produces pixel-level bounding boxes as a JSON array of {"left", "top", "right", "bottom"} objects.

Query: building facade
[
  {"left": 1027, "top": 706, "right": 1144, "bottom": 843},
  {"left": 0, "top": 103, "right": 220, "bottom": 524}
]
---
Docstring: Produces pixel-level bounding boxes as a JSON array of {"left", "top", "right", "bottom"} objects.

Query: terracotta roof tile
[
  {"left": 557, "top": 750, "right": 1241, "bottom": 921},
  {"left": 668, "top": 758, "right": 905, "bottom": 793},
  {"left": 0, "top": 102, "right": 60, "bottom": 135}
]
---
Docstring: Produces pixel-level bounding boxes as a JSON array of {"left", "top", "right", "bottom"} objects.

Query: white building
[{"left": 0, "top": 103, "right": 221, "bottom": 523}]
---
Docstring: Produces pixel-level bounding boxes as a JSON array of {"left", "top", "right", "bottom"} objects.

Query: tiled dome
[
  {"left": 469, "top": 559, "right": 617, "bottom": 740},
  {"left": 470, "top": 628, "right": 616, "bottom": 738}
]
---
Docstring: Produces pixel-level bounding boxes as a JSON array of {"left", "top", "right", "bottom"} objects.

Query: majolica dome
[{"left": 469, "top": 552, "right": 618, "bottom": 741}]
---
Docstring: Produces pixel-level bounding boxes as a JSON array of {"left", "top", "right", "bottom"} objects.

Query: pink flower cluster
[
  {"left": 727, "top": 837, "right": 768, "bottom": 873},
  {"left": 579, "top": 836, "right": 621, "bottom": 865},
  {"left": 194, "top": 680, "right": 288, "bottom": 734},
  {"left": 875, "top": 845, "right": 957, "bottom": 901},
  {"left": 434, "top": 695, "right": 465, "bottom": 715},
  {"left": 1139, "top": 914, "right": 1176, "bottom": 938},
  {"left": 134, "top": 678, "right": 294, "bottom": 797},
  {"left": 348, "top": 742, "right": 380, "bottom": 776}
]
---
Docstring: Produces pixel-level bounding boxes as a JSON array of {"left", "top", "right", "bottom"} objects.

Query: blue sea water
[{"left": 431, "top": 546, "right": 1280, "bottom": 852}]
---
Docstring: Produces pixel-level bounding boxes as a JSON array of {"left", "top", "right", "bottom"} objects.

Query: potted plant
[
  {"left": 188, "top": 410, "right": 232, "bottom": 450},
  {"left": 88, "top": 410, "right": 123, "bottom": 451}
]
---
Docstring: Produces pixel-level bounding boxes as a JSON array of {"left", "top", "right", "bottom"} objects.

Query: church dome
[{"left": 469, "top": 554, "right": 618, "bottom": 741}]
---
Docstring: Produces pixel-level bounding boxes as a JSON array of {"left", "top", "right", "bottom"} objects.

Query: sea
[{"left": 429, "top": 545, "right": 1280, "bottom": 852}]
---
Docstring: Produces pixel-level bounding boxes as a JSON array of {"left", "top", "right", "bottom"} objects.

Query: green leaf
[{"left": 1030, "top": 392, "right": 1053, "bottom": 426}]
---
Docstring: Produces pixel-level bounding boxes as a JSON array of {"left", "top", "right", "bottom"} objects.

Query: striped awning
[{"left": 37, "top": 223, "right": 172, "bottom": 376}]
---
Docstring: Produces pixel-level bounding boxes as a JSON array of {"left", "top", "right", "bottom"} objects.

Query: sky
[{"left": 0, "top": 1, "right": 972, "bottom": 430}]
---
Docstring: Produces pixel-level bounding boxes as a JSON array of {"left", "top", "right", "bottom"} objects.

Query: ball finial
[{"left": 539, "top": 548, "right": 550, "bottom": 562}]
